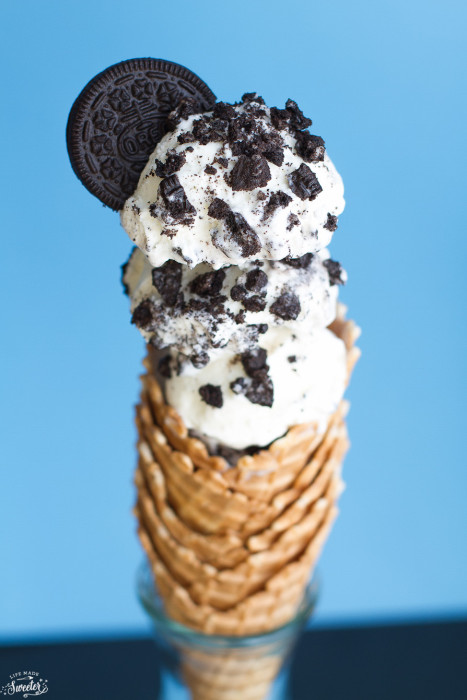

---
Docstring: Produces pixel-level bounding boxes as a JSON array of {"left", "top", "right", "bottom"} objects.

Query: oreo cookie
[{"left": 67, "top": 58, "right": 216, "bottom": 210}]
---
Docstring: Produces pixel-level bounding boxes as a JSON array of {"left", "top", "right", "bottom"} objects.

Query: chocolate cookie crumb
[
  {"left": 245, "top": 268, "right": 268, "bottom": 292},
  {"left": 166, "top": 98, "right": 201, "bottom": 131},
  {"left": 287, "top": 213, "right": 300, "bottom": 230},
  {"left": 199, "top": 384, "right": 223, "bottom": 408},
  {"left": 177, "top": 132, "right": 196, "bottom": 144},
  {"left": 287, "top": 355, "right": 297, "bottom": 363},
  {"left": 288, "top": 164, "right": 323, "bottom": 201},
  {"left": 225, "top": 212, "right": 261, "bottom": 257},
  {"left": 281, "top": 253, "right": 314, "bottom": 269},
  {"left": 323, "top": 259, "right": 345, "bottom": 286},
  {"left": 159, "top": 174, "right": 196, "bottom": 220},
  {"left": 158, "top": 355, "right": 172, "bottom": 378},
  {"left": 230, "top": 377, "right": 247, "bottom": 394},
  {"left": 245, "top": 371, "right": 274, "bottom": 407},
  {"left": 152, "top": 260, "right": 182, "bottom": 306},
  {"left": 161, "top": 228, "right": 177, "bottom": 238},
  {"left": 323, "top": 213, "right": 338, "bottom": 232},
  {"left": 263, "top": 191, "right": 292, "bottom": 219},
  {"left": 234, "top": 310, "right": 246, "bottom": 324},
  {"left": 263, "top": 145, "right": 284, "bottom": 167},
  {"left": 242, "top": 295, "right": 267, "bottom": 312},
  {"left": 231, "top": 284, "right": 247, "bottom": 301},
  {"left": 190, "top": 269, "right": 226, "bottom": 297},
  {"left": 204, "top": 164, "right": 217, "bottom": 175},
  {"left": 270, "top": 292, "right": 301, "bottom": 320},
  {"left": 208, "top": 198, "right": 230, "bottom": 220},
  {"left": 241, "top": 348, "right": 268, "bottom": 376},
  {"left": 191, "top": 351, "right": 209, "bottom": 368},
  {"left": 228, "top": 154, "right": 271, "bottom": 191},
  {"left": 213, "top": 102, "right": 237, "bottom": 120},
  {"left": 131, "top": 299, "right": 156, "bottom": 331},
  {"left": 215, "top": 157, "right": 229, "bottom": 168},
  {"left": 258, "top": 323, "right": 268, "bottom": 334},
  {"left": 155, "top": 150, "right": 187, "bottom": 177},
  {"left": 294, "top": 132, "right": 325, "bottom": 162}
]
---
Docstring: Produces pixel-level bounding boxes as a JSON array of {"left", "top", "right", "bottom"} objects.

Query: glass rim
[{"left": 136, "top": 559, "right": 320, "bottom": 648}]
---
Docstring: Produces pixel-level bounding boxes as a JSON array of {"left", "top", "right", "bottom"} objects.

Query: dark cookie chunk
[
  {"left": 257, "top": 323, "right": 268, "bottom": 334},
  {"left": 245, "top": 370, "right": 274, "bottom": 407},
  {"left": 287, "top": 355, "right": 297, "bottom": 363},
  {"left": 215, "top": 157, "right": 229, "bottom": 168},
  {"left": 166, "top": 98, "right": 202, "bottom": 131},
  {"left": 241, "top": 93, "right": 265, "bottom": 105},
  {"left": 204, "top": 164, "right": 217, "bottom": 175},
  {"left": 66, "top": 58, "right": 215, "bottom": 210},
  {"left": 161, "top": 228, "right": 177, "bottom": 238},
  {"left": 287, "top": 213, "right": 300, "bottom": 230},
  {"left": 270, "top": 292, "right": 301, "bottom": 320},
  {"left": 158, "top": 355, "right": 172, "bottom": 378},
  {"left": 131, "top": 299, "right": 156, "bottom": 331},
  {"left": 230, "top": 377, "right": 247, "bottom": 394},
  {"left": 323, "top": 213, "right": 338, "bottom": 232},
  {"left": 270, "top": 100, "right": 312, "bottom": 132},
  {"left": 159, "top": 174, "right": 196, "bottom": 220},
  {"left": 234, "top": 310, "right": 246, "bottom": 324},
  {"left": 241, "top": 348, "right": 268, "bottom": 376},
  {"left": 199, "top": 384, "right": 223, "bottom": 408},
  {"left": 208, "top": 197, "right": 231, "bottom": 220},
  {"left": 245, "top": 268, "right": 268, "bottom": 292},
  {"left": 323, "top": 259, "right": 345, "bottom": 286},
  {"left": 281, "top": 253, "right": 314, "bottom": 269},
  {"left": 190, "top": 269, "right": 226, "bottom": 297},
  {"left": 230, "top": 284, "right": 247, "bottom": 301},
  {"left": 263, "top": 191, "right": 292, "bottom": 219},
  {"left": 155, "top": 150, "right": 187, "bottom": 177},
  {"left": 225, "top": 212, "right": 261, "bottom": 257},
  {"left": 294, "top": 132, "right": 325, "bottom": 162},
  {"left": 177, "top": 131, "right": 196, "bottom": 144},
  {"left": 213, "top": 102, "right": 237, "bottom": 120},
  {"left": 190, "top": 351, "right": 209, "bottom": 368},
  {"left": 288, "top": 164, "right": 322, "bottom": 201},
  {"left": 242, "top": 295, "right": 267, "bottom": 312},
  {"left": 152, "top": 259, "right": 182, "bottom": 306},
  {"left": 228, "top": 154, "right": 271, "bottom": 191},
  {"left": 263, "top": 145, "right": 284, "bottom": 166}
]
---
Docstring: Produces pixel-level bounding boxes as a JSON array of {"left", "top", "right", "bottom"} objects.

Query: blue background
[{"left": 1, "top": 0, "right": 466, "bottom": 640}]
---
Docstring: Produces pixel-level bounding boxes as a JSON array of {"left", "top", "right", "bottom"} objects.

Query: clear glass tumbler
[{"left": 137, "top": 561, "right": 319, "bottom": 700}]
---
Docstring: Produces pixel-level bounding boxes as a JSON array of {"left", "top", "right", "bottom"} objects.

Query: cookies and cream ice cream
[
  {"left": 121, "top": 95, "right": 344, "bottom": 269},
  {"left": 121, "top": 93, "right": 348, "bottom": 450}
]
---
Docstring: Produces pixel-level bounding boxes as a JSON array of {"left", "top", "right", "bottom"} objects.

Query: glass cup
[{"left": 137, "top": 561, "right": 319, "bottom": 700}]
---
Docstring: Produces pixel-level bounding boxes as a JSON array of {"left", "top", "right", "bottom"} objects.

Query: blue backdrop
[{"left": 1, "top": 0, "right": 466, "bottom": 639}]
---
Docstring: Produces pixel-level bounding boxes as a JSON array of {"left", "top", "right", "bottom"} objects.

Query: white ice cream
[
  {"left": 121, "top": 99, "right": 344, "bottom": 269},
  {"left": 161, "top": 326, "right": 347, "bottom": 450},
  {"left": 123, "top": 247, "right": 344, "bottom": 360}
]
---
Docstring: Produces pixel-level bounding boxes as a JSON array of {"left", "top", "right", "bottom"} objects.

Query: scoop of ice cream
[
  {"left": 123, "top": 247, "right": 345, "bottom": 362},
  {"left": 120, "top": 94, "right": 345, "bottom": 269},
  {"left": 153, "top": 326, "right": 347, "bottom": 450}
]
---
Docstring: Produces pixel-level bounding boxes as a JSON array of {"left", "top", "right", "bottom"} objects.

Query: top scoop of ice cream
[{"left": 120, "top": 94, "right": 345, "bottom": 269}]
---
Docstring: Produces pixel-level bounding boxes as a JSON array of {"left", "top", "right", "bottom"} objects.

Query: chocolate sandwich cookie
[{"left": 67, "top": 58, "right": 216, "bottom": 210}]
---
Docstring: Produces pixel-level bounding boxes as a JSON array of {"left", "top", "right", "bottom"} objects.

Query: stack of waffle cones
[{"left": 134, "top": 305, "right": 360, "bottom": 698}]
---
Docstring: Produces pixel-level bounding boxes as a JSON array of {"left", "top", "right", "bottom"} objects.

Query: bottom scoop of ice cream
[{"left": 152, "top": 326, "right": 347, "bottom": 450}]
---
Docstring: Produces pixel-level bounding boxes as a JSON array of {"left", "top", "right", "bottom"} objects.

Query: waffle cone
[{"left": 134, "top": 305, "right": 359, "bottom": 644}]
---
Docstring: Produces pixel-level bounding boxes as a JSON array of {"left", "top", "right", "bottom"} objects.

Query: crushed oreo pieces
[
  {"left": 288, "top": 164, "right": 323, "bottom": 201},
  {"left": 270, "top": 292, "right": 301, "bottom": 320},
  {"left": 323, "top": 259, "right": 345, "bottom": 286},
  {"left": 287, "top": 213, "right": 300, "bottom": 231},
  {"left": 263, "top": 190, "right": 292, "bottom": 219},
  {"left": 155, "top": 150, "right": 186, "bottom": 177},
  {"left": 199, "top": 384, "right": 223, "bottom": 408},
  {"left": 228, "top": 154, "right": 271, "bottom": 191},
  {"left": 239, "top": 348, "right": 274, "bottom": 407},
  {"left": 190, "top": 269, "right": 226, "bottom": 297},
  {"left": 323, "top": 213, "right": 338, "bottom": 232},
  {"left": 245, "top": 268, "right": 268, "bottom": 292},
  {"left": 230, "top": 377, "right": 247, "bottom": 394},
  {"left": 159, "top": 174, "right": 196, "bottom": 221},
  {"left": 190, "top": 351, "right": 209, "bottom": 368},
  {"left": 281, "top": 253, "right": 314, "bottom": 269},
  {"left": 131, "top": 299, "right": 157, "bottom": 331},
  {"left": 294, "top": 132, "right": 325, "bottom": 162},
  {"left": 208, "top": 197, "right": 230, "bottom": 220},
  {"left": 152, "top": 260, "right": 182, "bottom": 306},
  {"left": 224, "top": 212, "right": 261, "bottom": 257},
  {"left": 242, "top": 295, "right": 267, "bottom": 312}
]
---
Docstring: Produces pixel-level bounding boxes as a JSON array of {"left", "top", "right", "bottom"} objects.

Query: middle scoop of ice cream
[
  {"left": 123, "top": 247, "right": 345, "bottom": 362},
  {"left": 120, "top": 94, "right": 345, "bottom": 269}
]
